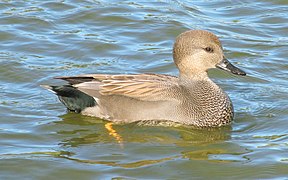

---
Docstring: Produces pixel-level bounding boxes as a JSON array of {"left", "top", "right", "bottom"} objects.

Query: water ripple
[{"left": 1, "top": 0, "right": 288, "bottom": 179}]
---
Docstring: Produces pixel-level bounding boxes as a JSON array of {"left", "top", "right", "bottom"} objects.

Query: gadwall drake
[{"left": 42, "top": 30, "right": 246, "bottom": 127}]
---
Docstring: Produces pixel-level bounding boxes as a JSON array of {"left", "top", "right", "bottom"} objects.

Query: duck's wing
[{"left": 55, "top": 74, "right": 180, "bottom": 101}]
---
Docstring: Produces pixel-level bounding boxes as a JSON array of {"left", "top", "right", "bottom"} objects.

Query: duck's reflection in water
[{"left": 51, "top": 113, "right": 237, "bottom": 167}]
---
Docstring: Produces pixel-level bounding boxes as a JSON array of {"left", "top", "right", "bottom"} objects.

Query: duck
[{"left": 42, "top": 30, "right": 246, "bottom": 127}]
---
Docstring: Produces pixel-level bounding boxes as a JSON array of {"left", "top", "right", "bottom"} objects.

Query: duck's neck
[{"left": 179, "top": 71, "right": 210, "bottom": 83}]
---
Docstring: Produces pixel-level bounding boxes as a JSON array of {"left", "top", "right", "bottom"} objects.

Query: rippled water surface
[{"left": 1, "top": 0, "right": 288, "bottom": 179}]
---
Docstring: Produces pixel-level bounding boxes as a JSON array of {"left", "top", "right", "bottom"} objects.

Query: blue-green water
[{"left": 1, "top": 0, "right": 288, "bottom": 179}]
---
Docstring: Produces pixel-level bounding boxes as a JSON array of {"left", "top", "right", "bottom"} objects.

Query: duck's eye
[{"left": 204, "top": 47, "right": 214, "bottom": 53}]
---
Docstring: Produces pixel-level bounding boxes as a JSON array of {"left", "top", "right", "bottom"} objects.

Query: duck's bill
[{"left": 216, "top": 57, "right": 246, "bottom": 76}]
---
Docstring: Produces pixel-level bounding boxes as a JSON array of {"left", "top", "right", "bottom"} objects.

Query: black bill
[{"left": 216, "top": 57, "right": 246, "bottom": 76}]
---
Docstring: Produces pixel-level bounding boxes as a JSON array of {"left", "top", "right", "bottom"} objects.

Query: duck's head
[{"left": 173, "top": 30, "right": 246, "bottom": 78}]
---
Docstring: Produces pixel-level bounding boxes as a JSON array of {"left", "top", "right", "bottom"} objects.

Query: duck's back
[{"left": 80, "top": 76, "right": 233, "bottom": 127}]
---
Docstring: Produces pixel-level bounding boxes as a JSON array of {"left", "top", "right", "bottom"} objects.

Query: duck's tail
[{"left": 41, "top": 85, "right": 96, "bottom": 113}]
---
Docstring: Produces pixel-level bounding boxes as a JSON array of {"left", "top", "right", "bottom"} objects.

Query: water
[{"left": 1, "top": 0, "right": 287, "bottom": 179}]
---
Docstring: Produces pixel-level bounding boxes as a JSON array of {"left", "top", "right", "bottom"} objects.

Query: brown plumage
[{"left": 43, "top": 30, "right": 246, "bottom": 127}]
